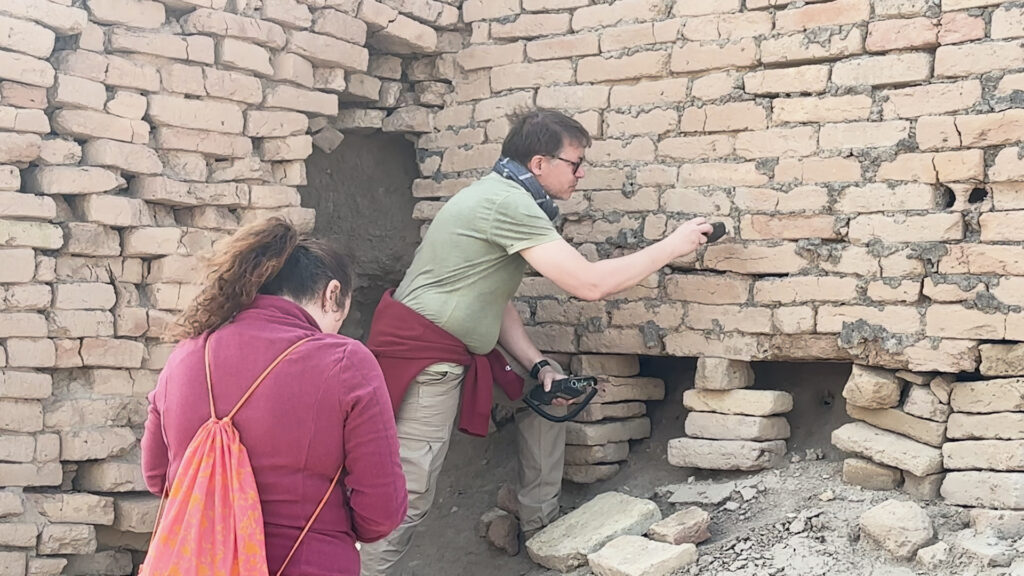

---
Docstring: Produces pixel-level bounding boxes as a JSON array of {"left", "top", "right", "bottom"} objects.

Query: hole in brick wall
[
  {"left": 642, "top": 358, "right": 854, "bottom": 460},
  {"left": 300, "top": 132, "right": 421, "bottom": 340},
  {"left": 937, "top": 185, "right": 956, "bottom": 209},
  {"left": 968, "top": 187, "right": 989, "bottom": 204}
]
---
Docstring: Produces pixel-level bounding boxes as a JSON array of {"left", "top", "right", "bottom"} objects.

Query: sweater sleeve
[
  {"left": 140, "top": 369, "right": 170, "bottom": 496},
  {"left": 337, "top": 343, "right": 408, "bottom": 542}
]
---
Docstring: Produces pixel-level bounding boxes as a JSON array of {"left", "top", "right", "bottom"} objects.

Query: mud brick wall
[
  {"left": 413, "top": 0, "right": 1024, "bottom": 378},
  {"left": 0, "top": 0, "right": 459, "bottom": 572},
  {"left": 3, "top": 0, "right": 1024, "bottom": 572}
]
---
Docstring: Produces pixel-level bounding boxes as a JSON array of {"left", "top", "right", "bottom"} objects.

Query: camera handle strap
[{"left": 522, "top": 386, "right": 598, "bottom": 423}]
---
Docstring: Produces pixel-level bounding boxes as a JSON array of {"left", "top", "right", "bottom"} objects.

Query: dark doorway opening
[{"left": 301, "top": 132, "right": 422, "bottom": 340}]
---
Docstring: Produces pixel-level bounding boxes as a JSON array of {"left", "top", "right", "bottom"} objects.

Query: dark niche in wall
[{"left": 300, "top": 132, "right": 422, "bottom": 340}]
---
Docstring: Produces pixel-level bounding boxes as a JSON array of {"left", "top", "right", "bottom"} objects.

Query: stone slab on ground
[
  {"left": 564, "top": 463, "right": 620, "bottom": 484},
  {"left": 903, "top": 472, "right": 944, "bottom": 500},
  {"left": 667, "top": 438, "right": 787, "bottom": 471},
  {"left": 587, "top": 535, "right": 697, "bottom": 576},
  {"left": 942, "top": 471, "right": 1024, "bottom": 509},
  {"left": 859, "top": 499, "right": 933, "bottom": 560},
  {"left": 846, "top": 404, "right": 946, "bottom": 447},
  {"left": 842, "top": 457, "right": 902, "bottom": 491},
  {"left": 682, "top": 389, "right": 793, "bottom": 416},
  {"left": 695, "top": 356, "right": 754, "bottom": 390},
  {"left": 831, "top": 422, "right": 943, "bottom": 477},
  {"left": 684, "top": 411, "right": 790, "bottom": 441},
  {"left": 970, "top": 509, "right": 1024, "bottom": 539},
  {"left": 526, "top": 492, "right": 660, "bottom": 572},
  {"left": 565, "top": 442, "right": 629, "bottom": 465},
  {"left": 646, "top": 506, "right": 710, "bottom": 545}
]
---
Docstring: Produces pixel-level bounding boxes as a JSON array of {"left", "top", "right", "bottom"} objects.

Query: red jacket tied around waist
[{"left": 366, "top": 290, "right": 524, "bottom": 437}]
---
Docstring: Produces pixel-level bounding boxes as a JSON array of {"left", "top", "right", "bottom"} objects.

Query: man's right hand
[{"left": 668, "top": 217, "right": 714, "bottom": 257}]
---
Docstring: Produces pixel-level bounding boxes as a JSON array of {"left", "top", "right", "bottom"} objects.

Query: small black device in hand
[
  {"left": 706, "top": 222, "right": 727, "bottom": 243},
  {"left": 523, "top": 376, "right": 599, "bottom": 423}
]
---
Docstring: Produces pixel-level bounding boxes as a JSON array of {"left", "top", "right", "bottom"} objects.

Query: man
[{"left": 360, "top": 109, "right": 712, "bottom": 575}]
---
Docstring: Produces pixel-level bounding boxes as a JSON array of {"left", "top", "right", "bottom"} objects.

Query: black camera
[{"left": 527, "top": 376, "right": 597, "bottom": 405}]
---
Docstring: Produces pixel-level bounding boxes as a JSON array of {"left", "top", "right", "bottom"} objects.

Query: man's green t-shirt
[{"left": 394, "top": 173, "right": 561, "bottom": 354}]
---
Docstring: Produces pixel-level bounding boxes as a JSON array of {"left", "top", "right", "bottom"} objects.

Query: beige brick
[
  {"left": 523, "top": 0, "right": 587, "bottom": 9},
  {"left": 0, "top": 399, "right": 43, "bottom": 432},
  {"left": 457, "top": 42, "right": 523, "bottom": 71},
  {"left": 741, "top": 214, "right": 837, "bottom": 240},
  {"left": 37, "top": 138, "right": 82, "bottom": 165},
  {"left": 761, "top": 28, "right": 864, "bottom": 65},
  {"left": 440, "top": 143, "right": 502, "bottom": 172},
  {"left": 866, "top": 17, "right": 937, "bottom": 52},
  {"left": 312, "top": 9, "right": 366, "bottom": 44},
  {"left": 849, "top": 213, "right": 963, "bottom": 244},
  {"left": 106, "top": 90, "right": 148, "bottom": 119},
  {"left": 660, "top": 188, "right": 731, "bottom": 214},
  {"left": 817, "top": 305, "right": 921, "bottom": 333},
  {"left": 754, "top": 276, "right": 858, "bottom": 304},
  {"left": 665, "top": 273, "right": 750, "bottom": 304},
  {"left": 0, "top": 220, "right": 62, "bottom": 250},
  {"left": 71, "top": 194, "right": 154, "bottom": 227},
  {"left": 526, "top": 33, "right": 599, "bottom": 61},
  {"left": 678, "top": 162, "right": 767, "bottom": 187},
  {"left": 605, "top": 109, "right": 677, "bottom": 137},
  {"left": 773, "top": 306, "right": 815, "bottom": 333},
  {"left": 0, "top": 14, "right": 55, "bottom": 60},
  {"left": 571, "top": 0, "right": 662, "bottom": 31},
  {"left": 79, "top": 338, "right": 144, "bottom": 368},
  {"left": 981, "top": 211, "right": 1024, "bottom": 242},
  {"left": 52, "top": 109, "right": 146, "bottom": 144},
  {"left": 936, "top": 41, "right": 1024, "bottom": 78},
  {"left": 704, "top": 244, "right": 808, "bottom": 275},
  {"left": 0, "top": 49, "right": 53, "bottom": 88},
  {"left": 536, "top": 85, "right": 608, "bottom": 111},
  {"left": 53, "top": 283, "right": 115, "bottom": 310},
  {"left": 775, "top": 157, "right": 861, "bottom": 183},
  {"left": 5, "top": 338, "right": 55, "bottom": 368},
  {"left": 772, "top": 95, "right": 872, "bottom": 124},
  {"left": 108, "top": 28, "right": 189, "bottom": 61},
  {"left": 873, "top": 0, "right": 928, "bottom": 17},
  {"left": 743, "top": 65, "right": 828, "bottom": 95},
  {"left": 670, "top": 38, "right": 757, "bottom": 73},
  {"left": 832, "top": 52, "right": 932, "bottom": 87},
  {"left": 672, "top": 0, "right": 740, "bottom": 16},
  {"left": 261, "top": 0, "right": 311, "bottom": 29},
  {"left": 588, "top": 138, "right": 656, "bottom": 162},
  {"left": 358, "top": 0, "right": 398, "bottom": 31},
  {"left": 0, "top": 81, "right": 47, "bottom": 109},
  {"left": 998, "top": 73, "right": 1024, "bottom": 96},
  {"left": 691, "top": 72, "right": 738, "bottom": 100},
  {"left": 686, "top": 303, "right": 772, "bottom": 333},
  {"left": 180, "top": 8, "right": 287, "bottom": 50},
  {"left": 939, "top": 12, "right": 985, "bottom": 45},
  {"left": 160, "top": 63, "right": 205, "bottom": 96},
  {"left": 684, "top": 388, "right": 792, "bottom": 416},
  {"left": 819, "top": 120, "right": 910, "bottom": 150},
  {"left": 837, "top": 182, "right": 937, "bottom": 212},
  {"left": 0, "top": 0, "right": 88, "bottom": 35},
  {"left": 776, "top": 0, "right": 869, "bottom": 32},
  {"left": 86, "top": 0, "right": 165, "bottom": 28},
  {"left": 658, "top": 136, "right": 734, "bottom": 163},
  {"left": 600, "top": 23, "right": 655, "bottom": 52},
  {"left": 882, "top": 80, "right": 981, "bottom": 119},
  {"left": 81, "top": 139, "right": 162, "bottom": 176},
  {"left": 104, "top": 54, "right": 161, "bottom": 92},
  {"left": 371, "top": 14, "right": 438, "bottom": 54},
  {"left": 462, "top": 0, "right": 519, "bottom": 22},
  {"left": 263, "top": 83, "right": 338, "bottom": 116},
  {"left": 0, "top": 369, "right": 51, "bottom": 399},
  {"left": 578, "top": 50, "right": 668, "bottom": 83},
  {"left": 734, "top": 126, "right": 816, "bottom": 158},
  {"left": 493, "top": 13, "right": 570, "bottom": 39},
  {"left": 491, "top": 60, "right": 572, "bottom": 92},
  {"left": 734, "top": 186, "right": 828, "bottom": 212},
  {"left": 22, "top": 166, "right": 122, "bottom": 195},
  {"left": 956, "top": 110, "right": 1024, "bottom": 148},
  {"left": 216, "top": 37, "right": 272, "bottom": 76},
  {"left": 926, "top": 304, "right": 1004, "bottom": 339},
  {"left": 609, "top": 78, "right": 687, "bottom": 108},
  {"left": 0, "top": 133, "right": 41, "bottom": 164},
  {"left": 682, "top": 12, "right": 772, "bottom": 41}
]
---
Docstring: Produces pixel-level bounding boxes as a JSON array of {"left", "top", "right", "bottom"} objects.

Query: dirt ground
[{"left": 391, "top": 358, "right": 1002, "bottom": 576}]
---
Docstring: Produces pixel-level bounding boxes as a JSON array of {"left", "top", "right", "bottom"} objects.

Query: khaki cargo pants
[{"left": 359, "top": 353, "right": 566, "bottom": 576}]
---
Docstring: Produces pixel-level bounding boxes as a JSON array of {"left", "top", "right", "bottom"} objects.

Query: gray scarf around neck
[{"left": 492, "top": 157, "right": 559, "bottom": 221}]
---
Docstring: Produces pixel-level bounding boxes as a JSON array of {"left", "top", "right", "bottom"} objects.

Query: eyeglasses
[{"left": 551, "top": 156, "right": 584, "bottom": 175}]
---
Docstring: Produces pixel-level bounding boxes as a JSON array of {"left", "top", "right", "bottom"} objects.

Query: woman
[{"left": 141, "top": 217, "right": 407, "bottom": 575}]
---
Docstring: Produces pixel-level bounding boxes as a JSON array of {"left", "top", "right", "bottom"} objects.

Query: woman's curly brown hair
[{"left": 171, "top": 217, "right": 353, "bottom": 340}]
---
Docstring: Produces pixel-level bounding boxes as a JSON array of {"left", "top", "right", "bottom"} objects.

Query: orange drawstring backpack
[{"left": 141, "top": 336, "right": 340, "bottom": 576}]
